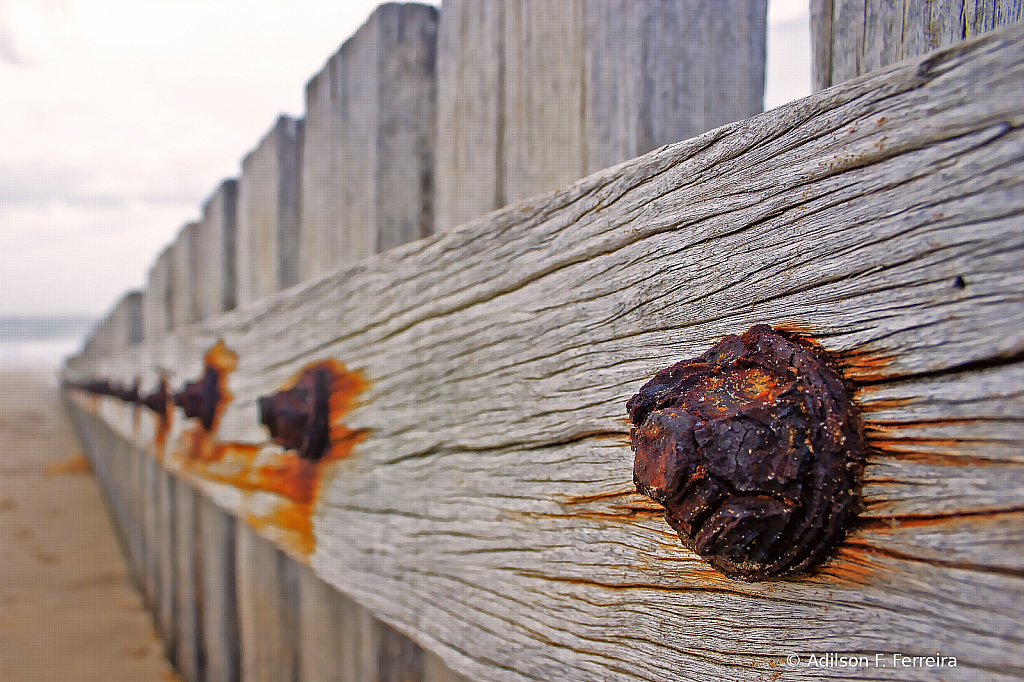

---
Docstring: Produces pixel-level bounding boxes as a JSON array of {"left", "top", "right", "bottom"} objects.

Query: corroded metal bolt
[
  {"left": 258, "top": 366, "right": 332, "bottom": 461},
  {"left": 174, "top": 368, "right": 221, "bottom": 430},
  {"left": 113, "top": 381, "right": 140, "bottom": 404},
  {"left": 69, "top": 379, "right": 138, "bottom": 403},
  {"left": 626, "top": 324, "right": 865, "bottom": 581},
  {"left": 139, "top": 379, "right": 170, "bottom": 419}
]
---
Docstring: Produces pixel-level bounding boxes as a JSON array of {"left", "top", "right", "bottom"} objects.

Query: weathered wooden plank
[
  {"left": 199, "top": 494, "right": 241, "bottom": 682},
  {"left": 196, "top": 179, "right": 239, "bottom": 319},
  {"left": 433, "top": 0, "right": 505, "bottom": 234},
  {"left": 299, "top": 3, "right": 438, "bottom": 281},
  {"left": 297, "top": 563, "right": 360, "bottom": 682},
  {"left": 141, "top": 452, "right": 161, "bottom": 611},
  {"left": 297, "top": 562, "right": 428, "bottom": 682},
  {"left": 172, "top": 223, "right": 201, "bottom": 329},
  {"left": 143, "top": 245, "right": 174, "bottom": 341},
  {"left": 236, "top": 522, "right": 299, "bottom": 682},
  {"left": 156, "top": 466, "right": 178, "bottom": 662},
  {"left": 424, "top": 652, "right": 472, "bottom": 682},
  {"left": 174, "top": 478, "right": 202, "bottom": 682},
  {"left": 816, "top": 0, "right": 1022, "bottom": 89},
  {"left": 74, "top": 291, "right": 143, "bottom": 362},
  {"left": 811, "top": 0, "right": 834, "bottom": 92},
  {"left": 236, "top": 116, "right": 303, "bottom": 306},
  {"left": 65, "top": 23, "right": 1024, "bottom": 682},
  {"left": 435, "top": 0, "right": 768, "bottom": 232}
]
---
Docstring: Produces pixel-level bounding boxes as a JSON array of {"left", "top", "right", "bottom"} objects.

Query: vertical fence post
[
  {"left": 236, "top": 116, "right": 303, "bottom": 307},
  {"left": 236, "top": 524, "right": 300, "bottom": 682},
  {"left": 298, "top": 3, "right": 439, "bottom": 280},
  {"left": 196, "top": 179, "right": 239, "bottom": 318},
  {"left": 174, "top": 481, "right": 203, "bottom": 682},
  {"left": 434, "top": 0, "right": 768, "bottom": 232},
  {"left": 144, "top": 246, "right": 174, "bottom": 342},
  {"left": 813, "top": 0, "right": 1022, "bottom": 90},
  {"left": 199, "top": 495, "right": 241, "bottom": 682}
]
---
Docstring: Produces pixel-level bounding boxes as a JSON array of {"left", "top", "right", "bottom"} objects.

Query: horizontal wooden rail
[{"left": 66, "top": 22, "right": 1024, "bottom": 682}]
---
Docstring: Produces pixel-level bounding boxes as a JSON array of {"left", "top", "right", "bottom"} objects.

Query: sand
[{"left": 0, "top": 368, "right": 176, "bottom": 681}]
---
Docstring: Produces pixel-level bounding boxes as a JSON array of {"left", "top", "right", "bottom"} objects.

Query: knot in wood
[
  {"left": 174, "top": 367, "right": 221, "bottom": 430},
  {"left": 626, "top": 324, "right": 865, "bottom": 581},
  {"left": 258, "top": 366, "right": 332, "bottom": 461}
]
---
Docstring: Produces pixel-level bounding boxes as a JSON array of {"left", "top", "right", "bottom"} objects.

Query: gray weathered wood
[
  {"left": 156, "top": 466, "right": 178, "bottom": 661},
  {"left": 424, "top": 652, "right": 472, "bottom": 682},
  {"left": 298, "top": 563, "right": 424, "bottom": 682},
  {"left": 141, "top": 453, "right": 160, "bottom": 611},
  {"left": 236, "top": 116, "right": 303, "bottom": 306},
  {"left": 811, "top": 0, "right": 833, "bottom": 92},
  {"left": 297, "top": 563, "right": 361, "bottom": 682},
  {"left": 174, "top": 479, "right": 202, "bottom": 682},
  {"left": 65, "top": 23, "right": 1024, "bottom": 682},
  {"left": 143, "top": 245, "right": 174, "bottom": 341},
  {"left": 299, "top": 3, "right": 438, "bottom": 281},
  {"left": 196, "top": 179, "right": 239, "bottom": 319},
  {"left": 75, "top": 291, "right": 143, "bottom": 362},
  {"left": 236, "top": 522, "right": 299, "bottom": 682},
  {"left": 814, "top": 0, "right": 1023, "bottom": 89},
  {"left": 434, "top": 0, "right": 767, "bottom": 232},
  {"left": 172, "top": 223, "right": 201, "bottom": 329},
  {"left": 199, "top": 494, "right": 241, "bottom": 682}
]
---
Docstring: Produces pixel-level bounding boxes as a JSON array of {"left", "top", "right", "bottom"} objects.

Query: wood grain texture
[
  {"left": 156, "top": 466, "right": 178, "bottom": 662},
  {"left": 172, "top": 223, "right": 201, "bottom": 329},
  {"left": 199, "top": 495, "right": 241, "bottom": 682},
  {"left": 298, "top": 3, "right": 438, "bottom": 280},
  {"left": 174, "top": 479, "right": 202, "bottom": 682},
  {"left": 297, "top": 558, "right": 427, "bottom": 682},
  {"left": 236, "top": 523, "right": 299, "bottom": 682},
  {"left": 237, "top": 116, "right": 303, "bottom": 307},
  {"left": 65, "top": 23, "right": 1024, "bottom": 681},
  {"left": 74, "top": 291, "right": 142, "bottom": 362},
  {"left": 143, "top": 245, "right": 173, "bottom": 341},
  {"left": 817, "top": 0, "right": 1022, "bottom": 88},
  {"left": 434, "top": 0, "right": 767, "bottom": 232},
  {"left": 196, "top": 179, "right": 239, "bottom": 319}
]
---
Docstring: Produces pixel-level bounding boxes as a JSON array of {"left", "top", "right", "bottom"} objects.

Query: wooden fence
[{"left": 64, "top": 2, "right": 1023, "bottom": 681}]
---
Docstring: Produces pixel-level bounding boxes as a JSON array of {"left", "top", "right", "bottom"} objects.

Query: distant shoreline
[{"left": 0, "top": 316, "right": 97, "bottom": 372}]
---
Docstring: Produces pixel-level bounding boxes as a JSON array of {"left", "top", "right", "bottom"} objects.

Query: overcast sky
[{"left": 0, "top": 0, "right": 810, "bottom": 318}]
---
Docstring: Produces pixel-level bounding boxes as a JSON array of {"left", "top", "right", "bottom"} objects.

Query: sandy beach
[{"left": 0, "top": 368, "right": 175, "bottom": 681}]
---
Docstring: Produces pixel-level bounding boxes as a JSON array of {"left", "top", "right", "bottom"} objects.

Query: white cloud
[
  {"left": 0, "top": 0, "right": 807, "bottom": 319},
  {"left": 0, "top": 0, "right": 406, "bottom": 316}
]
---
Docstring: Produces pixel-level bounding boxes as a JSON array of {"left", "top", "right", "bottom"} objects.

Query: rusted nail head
[
  {"left": 258, "top": 367, "right": 332, "bottom": 461},
  {"left": 174, "top": 367, "right": 221, "bottom": 430},
  {"left": 627, "top": 324, "right": 865, "bottom": 581}
]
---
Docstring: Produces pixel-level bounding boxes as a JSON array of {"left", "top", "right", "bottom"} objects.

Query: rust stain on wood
[
  {"left": 173, "top": 356, "right": 369, "bottom": 557},
  {"left": 173, "top": 340, "right": 238, "bottom": 432}
]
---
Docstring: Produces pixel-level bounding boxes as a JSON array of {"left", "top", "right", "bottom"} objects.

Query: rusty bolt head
[
  {"left": 112, "top": 381, "right": 140, "bottom": 404},
  {"left": 258, "top": 366, "right": 332, "bottom": 461},
  {"left": 71, "top": 379, "right": 138, "bottom": 403},
  {"left": 626, "top": 324, "right": 865, "bottom": 581},
  {"left": 139, "top": 379, "right": 170, "bottom": 420},
  {"left": 174, "top": 367, "right": 221, "bottom": 430}
]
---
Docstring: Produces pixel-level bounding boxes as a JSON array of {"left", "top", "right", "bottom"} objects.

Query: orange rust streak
[
  {"left": 169, "top": 356, "right": 370, "bottom": 557},
  {"left": 205, "top": 339, "right": 238, "bottom": 433},
  {"left": 866, "top": 418, "right": 988, "bottom": 433},
  {"left": 153, "top": 410, "right": 171, "bottom": 462},
  {"left": 855, "top": 396, "right": 914, "bottom": 412},
  {"left": 204, "top": 338, "right": 238, "bottom": 374},
  {"left": 836, "top": 348, "right": 897, "bottom": 383},
  {"left": 247, "top": 503, "right": 314, "bottom": 556}
]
